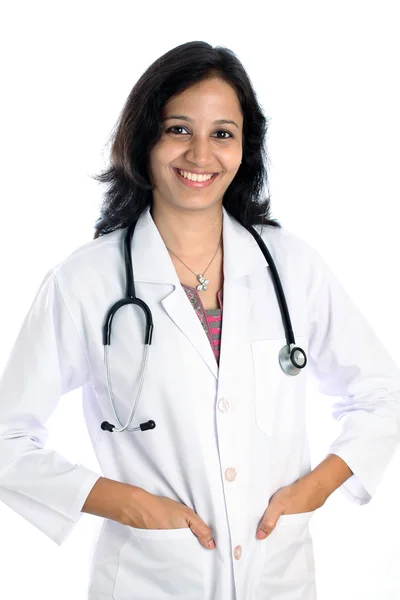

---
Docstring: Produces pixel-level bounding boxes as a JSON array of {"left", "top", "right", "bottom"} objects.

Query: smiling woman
[
  {"left": 89, "top": 41, "right": 281, "bottom": 316},
  {"left": 1, "top": 39, "right": 399, "bottom": 600},
  {"left": 90, "top": 41, "right": 281, "bottom": 241}
]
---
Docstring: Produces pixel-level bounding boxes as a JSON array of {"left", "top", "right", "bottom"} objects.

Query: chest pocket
[{"left": 251, "top": 336, "right": 308, "bottom": 435}]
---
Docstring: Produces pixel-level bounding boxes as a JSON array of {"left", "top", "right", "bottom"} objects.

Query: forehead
[{"left": 161, "top": 78, "right": 243, "bottom": 122}]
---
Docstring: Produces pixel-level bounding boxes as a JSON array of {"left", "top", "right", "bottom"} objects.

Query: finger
[
  {"left": 256, "top": 509, "right": 282, "bottom": 539},
  {"left": 187, "top": 518, "right": 216, "bottom": 550}
]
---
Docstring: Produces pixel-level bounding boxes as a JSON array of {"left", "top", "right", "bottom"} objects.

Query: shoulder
[
  {"left": 251, "top": 222, "right": 320, "bottom": 267},
  {"left": 56, "top": 228, "right": 125, "bottom": 271},
  {"left": 249, "top": 222, "right": 332, "bottom": 303},
  {"left": 45, "top": 228, "right": 127, "bottom": 296}
]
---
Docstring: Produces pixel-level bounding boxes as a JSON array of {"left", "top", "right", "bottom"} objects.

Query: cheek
[
  {"left": 150, "top": 141, "right": 178, "bottom": 169},
  {"left": 227, "top": 161, "right": 242, "bottom": 176},
  {"left": 147, "top": 149, "right": 166, "bottom": 181}
]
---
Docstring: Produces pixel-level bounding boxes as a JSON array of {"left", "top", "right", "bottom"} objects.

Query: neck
[{"left": 150, "top": 201, "right": 223, "bottom": 259}]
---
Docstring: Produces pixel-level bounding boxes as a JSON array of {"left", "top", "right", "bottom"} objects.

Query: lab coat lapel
[
  {"left": 131, "top": 206, "right": 268, "bottom": 381},
  {"left": 217, "top": 207, "right": 270, "bottom": 379}
]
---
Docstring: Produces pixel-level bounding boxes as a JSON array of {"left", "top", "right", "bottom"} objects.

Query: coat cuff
[
  {"left": 0, "top": 466, "right": 102, "bottom": 545},
  {"left": 327, "top": 414, "right": 399, "bottom": 506},
  {"left": 56, "top": 466, "right": 103, "bottom": 545}
]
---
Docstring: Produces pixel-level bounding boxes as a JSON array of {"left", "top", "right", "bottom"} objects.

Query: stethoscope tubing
[{"left": 100, "top": 218, "right": 307, "bottom": 433}]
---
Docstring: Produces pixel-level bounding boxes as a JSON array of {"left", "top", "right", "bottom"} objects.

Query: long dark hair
[{"left": 91, "top": 41, "right": 282, "bottom": 239}]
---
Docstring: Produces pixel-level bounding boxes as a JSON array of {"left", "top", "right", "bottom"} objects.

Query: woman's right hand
[{"left": 121, "top": 487, "right": 216, "bottom": 550}]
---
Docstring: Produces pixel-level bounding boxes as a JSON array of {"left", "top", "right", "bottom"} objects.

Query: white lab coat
[{"left": 1, "top": 205, "right": 400, "bottom": 600}]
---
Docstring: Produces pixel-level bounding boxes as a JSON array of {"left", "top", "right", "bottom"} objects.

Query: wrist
[
  {"left": 300, "top": 454, "right": 353, "bottom": 504},
  {"left": 295, "top": 470, "right": 329, "bottom": 508},
  {"left": 119, "top": 484, "right": 149, "bottom": 526}
]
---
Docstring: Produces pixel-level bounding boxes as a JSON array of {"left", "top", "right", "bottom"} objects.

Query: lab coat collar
[
  {"left": 131, "top": 204, "right": 269, "bottom": 285},
  {"left": 130, "top": 205, "right": 271, "bottom": 380}
]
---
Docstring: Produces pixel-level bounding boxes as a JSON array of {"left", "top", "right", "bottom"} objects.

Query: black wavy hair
[{"left": 91, "top": 41, "right": 282, "bottom": 239}]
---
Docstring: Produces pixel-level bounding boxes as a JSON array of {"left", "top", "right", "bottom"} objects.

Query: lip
[{"left": 173, "top": 168, "right": 219, "bottom": 189}]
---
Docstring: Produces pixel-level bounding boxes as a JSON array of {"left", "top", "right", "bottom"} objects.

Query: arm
[
  {"left": 303, "top": 241, "right": 400, "bottom": 505},
  {"left": 81, "top": 477, "right": 146, "bottom": 524},
  {"left": 0, "top": 270, "right": 102, "bottom": 545},
  {"left": 299, "top": 453, "right": 353, "bottom": 504}
]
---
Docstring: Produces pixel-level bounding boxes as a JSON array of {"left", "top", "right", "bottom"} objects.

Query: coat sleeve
[
  {"left": 304, "top": 243, "right": 400, "bottom": 506},
  {"left": 0, "top": 268, "right": 102, "bottom": 545}
]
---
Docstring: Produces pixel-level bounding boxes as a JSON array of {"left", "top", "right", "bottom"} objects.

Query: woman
[{"left": 1, "top": 41, "right": 399, "bottom": 600}]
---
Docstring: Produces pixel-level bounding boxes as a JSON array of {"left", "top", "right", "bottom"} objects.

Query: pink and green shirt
[{"left": 181, "top": 284, "right": 223, "bottom": 366}]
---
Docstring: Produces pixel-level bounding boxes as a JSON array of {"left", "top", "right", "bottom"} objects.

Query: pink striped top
[{"left": 181, "top": 284, "right": 223, "bottom": 365}]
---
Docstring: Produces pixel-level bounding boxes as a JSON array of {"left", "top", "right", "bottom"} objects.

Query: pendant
[{"left": 196, "top": 274, "right": 209, "bottom": 291}]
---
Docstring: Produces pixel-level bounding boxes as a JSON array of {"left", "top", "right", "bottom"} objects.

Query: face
[{"left": 147, "top": 77, "right": 243, "bottom": 213}]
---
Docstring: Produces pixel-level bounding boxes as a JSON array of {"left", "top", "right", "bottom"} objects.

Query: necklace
[{"left": 166, "top": 234, "right": 222, "bottom": 291}]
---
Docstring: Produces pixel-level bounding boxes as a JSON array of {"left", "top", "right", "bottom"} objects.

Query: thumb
[
  {"left": 187, "top": 516, "right": 215, "bottom": 550},
  {"left": 256, "top": 503, "right": 282, "bottom": 540}
]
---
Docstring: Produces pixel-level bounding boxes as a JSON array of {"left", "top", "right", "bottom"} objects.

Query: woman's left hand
[{"left": 256, "top": 478, "right": 327, "bottom": 540}]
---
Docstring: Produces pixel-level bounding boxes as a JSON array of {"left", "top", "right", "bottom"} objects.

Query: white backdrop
[{"left": 0, "top": 1, "right": 399, "bottom": 598}]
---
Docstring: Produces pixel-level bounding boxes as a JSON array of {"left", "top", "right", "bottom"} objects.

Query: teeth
[{"left": 177, "top": 169, "right": 214, "bottom": 182}]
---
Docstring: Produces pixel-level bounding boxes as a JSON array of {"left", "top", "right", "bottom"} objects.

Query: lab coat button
[
  {"left": 225, "top": 467, "right": 237, "bottom": 482},
  {"left": 218, "top": 397, "right": 230, "bottom": 413},
  {"left": 234, "top": 545, "right": 242, "bottom": 560}
]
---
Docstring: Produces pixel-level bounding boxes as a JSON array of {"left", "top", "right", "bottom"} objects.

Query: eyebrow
[{"left": 162, "top": 114, "right": 239, "bottom": 129}]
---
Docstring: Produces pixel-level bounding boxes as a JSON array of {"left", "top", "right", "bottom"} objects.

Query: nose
[{"left": 185, "top": 134, "right": 215, "bottom": 166}]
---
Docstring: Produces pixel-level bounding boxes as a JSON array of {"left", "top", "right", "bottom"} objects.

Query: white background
[{"left": 0, "top": 1, "right": 399, "bottom": 598}]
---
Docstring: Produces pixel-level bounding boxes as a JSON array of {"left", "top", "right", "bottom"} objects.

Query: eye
[
  {"left": 166, "top": 126, "right": 234, "bottom": 139},
  {"left": 167, "top": 126, "right": 188, "bottom": 135},
  {"left": 215, "top": 130, "right": 234, "bottom": 139}
]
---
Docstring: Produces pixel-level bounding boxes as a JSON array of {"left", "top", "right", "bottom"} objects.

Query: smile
[{"left": 173, "top": 168, "right": 219, "bottom": 189}]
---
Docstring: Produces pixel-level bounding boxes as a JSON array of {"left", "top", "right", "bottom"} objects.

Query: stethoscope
[{"left": 100, "top": 218, "right": 307, "bottom": 433}]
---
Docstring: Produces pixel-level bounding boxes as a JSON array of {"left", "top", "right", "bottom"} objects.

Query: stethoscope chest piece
[{"left": 279, "top": 343, "right": 307, "bottom": 376}]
